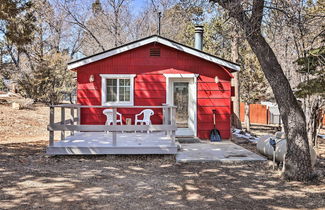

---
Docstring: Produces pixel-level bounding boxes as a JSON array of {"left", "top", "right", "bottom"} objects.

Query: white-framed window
[{"left": 100, "top": 74, "right": 136, "bottom": 106}]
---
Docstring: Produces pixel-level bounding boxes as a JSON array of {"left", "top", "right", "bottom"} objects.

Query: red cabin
[{"left": 68, "top": 33, "right": 240, "bottom": 140}]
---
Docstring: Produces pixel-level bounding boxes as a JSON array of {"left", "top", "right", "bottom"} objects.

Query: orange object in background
[{"left": 239, "top": 103, "right": 268, "bottom": 124}]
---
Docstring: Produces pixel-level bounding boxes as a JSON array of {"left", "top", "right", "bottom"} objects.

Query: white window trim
[{"left": 100, "top": 74, "right": 136, "bottom": 106}]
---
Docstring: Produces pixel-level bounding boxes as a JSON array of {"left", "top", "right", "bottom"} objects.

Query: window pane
[
  {"left": 107, "top": 79, "right": 116, "bottom": 86},
  {"left": 119, "top": 79, "right": 130, "bottom": 87},
  {"left": 119, "top": 79, "right": 131, "bottom": 102},
  {"left": 119, "top": 87, "right": 131, "bottom": 102},
  {"left": 124, "top": 79, "right": 130, "bottom": 86},
  {"left": 119, "top": 87, "right": 125, "bottom": 101},
  {"left": 125, "top": 89, "right": 130, "bottom": 101},
  {"left": 107, "top": 86, "right": 117, "bottom": 101},
  {"left": 106, "top": 79, "right": 117, "bottom": 102},
  {"left": 119, "top": 79, "right": 124, "bottom": 86}
]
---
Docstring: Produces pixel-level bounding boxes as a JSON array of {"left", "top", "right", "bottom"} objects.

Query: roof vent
[{"left": 150, "top": 48, "right": 160, "bottom": 56}]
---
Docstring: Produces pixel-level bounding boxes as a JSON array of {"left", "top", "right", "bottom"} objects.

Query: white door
[
  {"left": 173, "top": 82, "right": 189, "bottom": 128},
  {"left": 167, "top": 77, "right": 196, "bottom": 137}
]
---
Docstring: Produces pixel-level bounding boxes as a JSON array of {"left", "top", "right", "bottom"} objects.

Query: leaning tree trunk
[
  {"left": 248, "top": 33, "right": 312, "bottom": 181},
  {"left": 213, "top": 0, "right": 313, "bottom": 181}
]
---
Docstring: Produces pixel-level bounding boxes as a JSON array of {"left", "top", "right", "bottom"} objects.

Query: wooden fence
[
  {"left": 239, "top": 103, "right": 269, "bottom": 125},
  {"left": 239, "top": 102, "right": 325, "bottom": 127}
]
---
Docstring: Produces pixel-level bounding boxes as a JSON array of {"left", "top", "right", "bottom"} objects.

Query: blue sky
[
  {"left": 48, "top": 0, "right": 152, "bottom": 16},
  {"left": 130, "top": 0, "right": 150, "bottom": 15}
]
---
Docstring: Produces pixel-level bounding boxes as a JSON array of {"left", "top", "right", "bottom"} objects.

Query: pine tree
[
  {"left": 18, "top": 51, "right": 74, "bottom": 104},
  {"left": 295, "top": 35, "right": 325, "bottom": 146},
  {"left": 16, "top": 0, "right": 75, "bottom": 104},
  {"left": 296, "top": 43, "right": 325, "bottom": 98},
  {"left": 0, "top": 0, "right": 35, "bottom": 47},
  {"left": 92, "top": 0, "right": 103, "bottom": 15}
]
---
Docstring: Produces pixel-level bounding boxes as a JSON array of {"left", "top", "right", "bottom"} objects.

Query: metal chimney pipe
[
  {"left": 194, "top": 25, "right": 204, "bottom": 50},
  {"left": 158, "top": 12, "right": 161, "bottom": 35}
]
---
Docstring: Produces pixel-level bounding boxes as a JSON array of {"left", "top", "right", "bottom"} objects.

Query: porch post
[
  {"left": 49, "top": 106, "right": 54, "bottom": 146},
  {"left": 112, "top": 108, "right": 117, "bottom": 146},
  {"left": 162, "top": 104, "right": 168, "bottom": 136},
  {"left": 61, "top": 107, "right": 65, "bottom": 140},
  {"left": 70, "top": 107, "right": 74, "bottom": 136},
  {"left": 167, "top": 107, "right": 171, "bottom": 138},
  {"left": 171, "top": 106, "right": 176, "bottom": 144},
  {"left": 77, "top": 106, "right": 81, "bottom": 125}
]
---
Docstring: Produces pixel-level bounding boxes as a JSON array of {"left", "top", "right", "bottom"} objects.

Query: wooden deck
[
  {"left": 47, "top": 132, "right": 178, "bottom": 155},
  {"left": 47, "top": 104, "right": 178, "bottom": 155}
]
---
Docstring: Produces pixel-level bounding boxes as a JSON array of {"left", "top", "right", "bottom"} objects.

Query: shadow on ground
[{"left": 0, "top": 141, "right": 324, "bottom": 209}]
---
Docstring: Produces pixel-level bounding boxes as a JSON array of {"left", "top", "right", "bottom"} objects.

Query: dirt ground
[
  {"left": 0, "top": 104, "right": 63, "bottom": 143},
  {"left": 0, "top": 104, "right": 325, "bottom": 210}
]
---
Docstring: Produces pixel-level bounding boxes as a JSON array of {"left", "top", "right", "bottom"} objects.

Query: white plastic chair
[
  {"left": 103, "top": 109, "right": 123, "bottom": 127},
  {"left": 135, "top": 109, "right": 154, "bottom": 133}
]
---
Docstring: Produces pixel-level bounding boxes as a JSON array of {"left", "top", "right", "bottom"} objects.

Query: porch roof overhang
[{"left": 67, "top": 35, "right": 240, "bottom": 72}]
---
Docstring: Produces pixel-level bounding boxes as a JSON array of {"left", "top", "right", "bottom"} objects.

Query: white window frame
[{"left": 100, "top": 74, "right": 136, "bottom": 106}]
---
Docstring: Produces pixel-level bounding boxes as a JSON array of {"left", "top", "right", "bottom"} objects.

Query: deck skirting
[
  {"left": 47, "top": 145, "right": 178, "bottom": 155},
  {"left": 46, "top": 132, "right": 178, "bottom": 155}
]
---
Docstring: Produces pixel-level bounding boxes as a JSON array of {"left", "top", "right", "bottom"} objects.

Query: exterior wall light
[
  {"left": 89, "top": 75, "right": 95, "bottom": 83},
  {"left": 214, "top": 76, "right": 219, "bottom": 83}
]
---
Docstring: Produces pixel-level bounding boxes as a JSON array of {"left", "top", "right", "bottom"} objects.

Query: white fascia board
[
  {"left": 68, "top": 37, "right": 158, "bottom": 70},
  {"left": 68, "top": 36, "right": 240, "bottom": 71},
  {"left": 156, "top": 37, "right": 240, "bottom": 71}
]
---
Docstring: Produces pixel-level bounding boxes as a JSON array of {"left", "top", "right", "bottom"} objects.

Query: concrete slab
[{"left": 176, "top": 141, "right": 267, "bottom": 163}]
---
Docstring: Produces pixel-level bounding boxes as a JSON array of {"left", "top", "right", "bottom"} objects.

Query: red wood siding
[
  {"left": 76, "top": 43, "right": 233, "bottom": 139},
  {"left": 197, "top": 77, "right": 231, "bottom": 139}
]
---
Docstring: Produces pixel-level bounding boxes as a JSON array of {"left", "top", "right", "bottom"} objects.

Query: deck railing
[{"left": 47, "top": 104, "right": 177, "bottom": 146}]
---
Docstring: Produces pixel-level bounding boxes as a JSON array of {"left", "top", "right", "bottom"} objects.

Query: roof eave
[{"left": 67, "top": 35, "right": 240, "bottom": 72}]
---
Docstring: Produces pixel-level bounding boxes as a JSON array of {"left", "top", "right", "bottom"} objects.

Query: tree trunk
[
  {"left": 244, "top": 103, "right": 250, "bottom": 132},
  {"left": 316, "top": 110, "right": 324, "bottom": 150},
  {"left": 231, "top": 31, "right": 242, "bottom": 129},
  {"left": 213, "top": 0, "right": 313, "bottom": 181},
  {"left": 248, "top": 32, "right": 312, "bottom": 181},
  {"left": 304, "top": 96, "right": 323, "bottom": 147}
]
